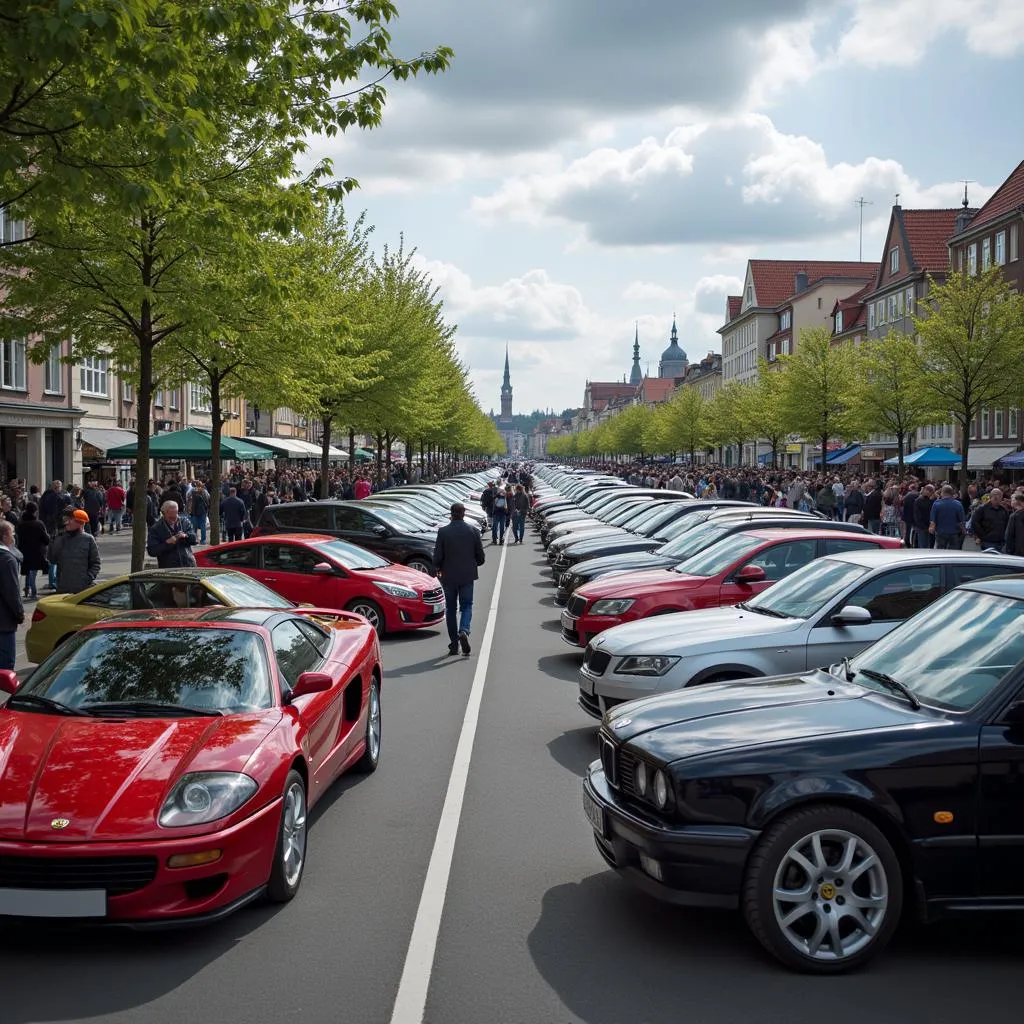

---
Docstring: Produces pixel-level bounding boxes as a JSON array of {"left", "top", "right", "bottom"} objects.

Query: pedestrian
[
  {"left": 433, "top": 502, "right": 485, "bottom": 657},
  {"left": 46, "top": 508, "right": 101, "bottom": 594},
  {"left": 38, "top": 479, "right": 71, "bottom": 587},
  {"left": 929, "top": 485, "right": 966, "bottom": 549},
  {"left": 491, "top": 482, "right": 509, "bottom": 544},
  {"left": 106, "top": 479, "right": 126, "bottom": 532},
  {"left": 511, "top": 483, "right": 530, "bottom": 544},
  {"left": 480, "top": 481, "right": 496, "bottom": 531},
  {"left": 1004, "top": 492, "right": 1024, "bottom": 556},
  {"left": 0, "top": 521, "right": 23, "bottom": 670},
  {"left": 970, "top": 487, "right": 1010, "bottom": 552},
  {"left": 15, "top": 502, "right": 49, "bottom": 600},
  {"left": 82, "top": 481, "right": 104, "bottom": 536},
  {"left": 147, "top": 500, "right": 198, "bottom": 568},
  {"left": 221, "top": 486, "right": 248, "bottom": 542},
  {"left": 188, "top": 482, "right": 211, "bottom": 544},
  {"left": 863, "top": 481, "right": 883, "bottom": 534}
]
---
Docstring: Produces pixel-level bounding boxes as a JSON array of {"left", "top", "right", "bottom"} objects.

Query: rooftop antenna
[
  {"left": 854, "top": 197, "right": 873, "bottom": 261},
  {"left": 959, "top": 180, "right": 975, "bottom": 209}
]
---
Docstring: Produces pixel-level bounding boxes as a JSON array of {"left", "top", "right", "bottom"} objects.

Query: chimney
[{"left": 795, "top": 271, "right": 809, "bottom": 293}]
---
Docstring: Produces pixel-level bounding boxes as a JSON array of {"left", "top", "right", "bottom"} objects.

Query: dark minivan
[{"left": 253, "top": 501, "right": 436, "bottom": 574}]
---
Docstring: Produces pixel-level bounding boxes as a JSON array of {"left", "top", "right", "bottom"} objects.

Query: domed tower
[{"left": 658, "top": 315, "right": 688, "bottom": 379}]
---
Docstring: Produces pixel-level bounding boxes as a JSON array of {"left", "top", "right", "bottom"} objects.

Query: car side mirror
[
  {"left": 286, "top": 671, "right": 334, "bottom": 702},
  {"left": 831, "top": 605, "right": 872, "bottom": 626},
  {"left": 1002, "top": 700, "right": 1024, "bottom": 725},
  {"left": 311, "top": 562, "right": 335, "bottom": 575},
  {"left": 372, "top": 525, "right": 389, "bottom": 537},
  {"left": 735, "top": 565, "right": 767, "bottom": 584},
  {"left": 0, "top": 669, "right": 18, "bottom": 695}
]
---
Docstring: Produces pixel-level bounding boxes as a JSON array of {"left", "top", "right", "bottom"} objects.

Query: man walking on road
[
  {"left": 929, "top": 485, "right": 965, "bottom": 549},
  {"left": 510, "top": 483, "right": 530, "bottom": 544},
  {"left": 0, "top": 521, "right": 24, "bottom": 670},
  {"left": 433, "top": 502, "right": 485, "bottom": 657},
  {"left": 47, "top": 509, "right": 101, "bottom": 594},
  {"left": 147, "top": 501, "right": 198, "bottom": 568}
]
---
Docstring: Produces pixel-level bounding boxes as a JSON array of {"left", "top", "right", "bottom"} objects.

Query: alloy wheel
[
  {"left": 367, "top": 683, "right": 381, "bottom": 761},
  {"left": 350, "top": 602, "right": 382, "bottom": 633},
  {"left": 280, "top": 780, "right": 307, "bottom": 889}
]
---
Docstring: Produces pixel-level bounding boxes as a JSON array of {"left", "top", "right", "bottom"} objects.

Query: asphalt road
[{"left": 2, "top": 526, "right": 1021, "bottom": 1024}]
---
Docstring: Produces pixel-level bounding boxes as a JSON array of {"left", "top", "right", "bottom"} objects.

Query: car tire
[
  {"left": 406, "top": 557, "right": 433, "bottom": 575},
  {"left": 266, "top": 769, "right": 308, "bottom": 903},
  {"left": 354, "top": 678, "right": 381, "bottom": 774},
  {"left": 345, "top": 598, "right": 385, "bottom": 638},
  {"left": 743, "top": 803, "right": 903, "bottom": 974}
]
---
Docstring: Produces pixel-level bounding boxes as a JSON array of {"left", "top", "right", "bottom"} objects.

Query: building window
[
  {"left": 995, "top": 408, "right": 1004, "bottom": 438},
  {"left": 0, "top": 338, "right": 27, "bottom": 391},
  {"left": 967, "top": 243, "right": 977, "bottom": 275},
  {"left": 889, "top": 247, "right": 899, "bottom": 274},
  {"left": 79, "top": 355, "right": 108, "bottom": 397},
  {"left": 1011, "top": 408, "right": 1018, "bottom": 439},
  {"left": 122, "top": 380, "right": 133, "bottom": 403},
  {"left": 905, "top": 286, "right": 915, "bottom": 315},
  {"left": 154, "top": 388, "right": 164, "bottom": 407},
  {"left": 43, "top": 344, "right": 62, "bottom": 394},
  {"left": 982, "top": 237, "right": 991, "bottom": 270},
  {"left": 169, "top": 388, "right": 179, "bottom": 411},
  {"left": 779, "top": 310, "right": 792, "bottom": 331},
  {"left": 0, "top": 210, "right": 26, "bottom": 244},
  {"left": 835, "top": 310, "right": 844, "bottom": 333},
  {"left": 1011, "top": 225, "right": 1020, "bottom": 262},
  {"left": 190, "top": 382, "right": 211, "bottom": 411},
  {"left": 982, "top": 408, "right": 990, "bottom": 439},
  {"left": 867, "top": 304, "right": 875, "bottom": 330},
  {"left": 930, "top": 424, "right": 937, "bottom": 440},
  {"left": 996, "top": 231, "right": 1007, "bottom": 266},
  {"left": 970, "top": 417, "right": 977, "bottom": 440}
]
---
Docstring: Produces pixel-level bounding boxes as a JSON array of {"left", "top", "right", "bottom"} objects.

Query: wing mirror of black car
[
  {"left": 372, "top": 524, "right": 389, "bottom": 537},
  {"left": 1002, "top": 699, "right": 1024, "bottom": 725},
  {"left": 0, "top": 669, "right": 18, "bottom": 695},
  {"left": 735, "top": 565, "right": 767, "bottom": 584},
  {"left": 286, "top": 671, "right": 334, "bottom": 703},
  {"left": 831, "top": 605, "right": 872, "bottom": 626},
  {"left": 311, "top": 562, "right": 335, "bottom": 575}
]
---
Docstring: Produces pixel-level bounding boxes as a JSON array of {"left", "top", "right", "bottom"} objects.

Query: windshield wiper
[
  {"left": 736, "top": 602, "right": 790, "bottom": 619},
  {"left": 856, "top": 668, "right": 921, "bottom": 710},
  {"left": 6, "top": 693, "right": 90, "bottom": 717},
  {"left": 82, "top": 700, "right": 223, "bottom": 718}
]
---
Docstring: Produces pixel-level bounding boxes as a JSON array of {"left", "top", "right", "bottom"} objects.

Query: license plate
[
  {"left": 0, "top": 887, "right": 106, "bottom": 918},
  {"left": 431, "top": 602, "right": 445, "bottom": 614},
  {"left": 560, "top": 609, "right": 578, "bottom": 632},
  {"left": 579, "top": 673, "right": 595, "bottom": 695},
  {"left": 582, "top": 787, "right": 607, "bottom": 838}
]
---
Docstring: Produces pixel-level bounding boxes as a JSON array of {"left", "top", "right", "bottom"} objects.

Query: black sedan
[
  {"left": 582, "top": 575, "right": 1024, "bottom": 972},
  {"left": 253, "top": 500, "right": 436, "bottom": 575}
]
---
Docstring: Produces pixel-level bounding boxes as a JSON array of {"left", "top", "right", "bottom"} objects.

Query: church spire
[
  {"left": 499, "top": 345, "right": 513, "bottom": 421},
  {"left": 502, "top": 345, "right": 511, "bottom": 391},
  {"left": 670, "top": 312, "right": 679, "bottom": 343},
  {"left": 629, "top": 322, "right": 642, "bottom": 385}
]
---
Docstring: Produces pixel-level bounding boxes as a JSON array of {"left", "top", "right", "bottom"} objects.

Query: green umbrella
[{"left": 106, "top": 427, "right": 271, "bottom": 461}]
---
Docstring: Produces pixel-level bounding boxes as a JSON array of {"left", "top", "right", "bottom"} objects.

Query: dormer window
[
  {"left": 779, "top": 310, "right": 792, "bottom": 331},
  {"left": 835, "top": 310, "right": 844, "bottom": 333},
  {"left": 889, "top": 247, "right": 899, "bottom": 274}
]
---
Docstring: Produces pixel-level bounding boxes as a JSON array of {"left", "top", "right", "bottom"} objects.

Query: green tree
[
  {"left": 778, "top": 327, "right": 860, "bottom": 471},
  {"left": 704, "top": 383, "right": 751, "bottom": 465},
  {"left": 607, "top": 405, "right": 652, "bottom": 458},
  {"left": 912, "top": 267, "right": 1024, "bottom": 495},
  {"left": 742, "top": 363, "right": 790, "bottom": 469}
]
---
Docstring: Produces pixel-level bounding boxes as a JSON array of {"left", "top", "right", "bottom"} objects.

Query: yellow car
[{"left": 25, "top": 568, "right": 294, "bottom": 664}]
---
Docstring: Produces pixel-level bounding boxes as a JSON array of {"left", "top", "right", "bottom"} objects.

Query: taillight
[{"left": 31, "top": 608, "right": 45, "bottom": 623}]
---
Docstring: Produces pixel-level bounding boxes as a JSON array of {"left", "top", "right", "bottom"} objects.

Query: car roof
[
  {"left": 87, "top": 607, "right": 288, "bottom": 628},
  {"left": 212, "top": 533, "right": 337, "bottom": 545},
  {"left": 128, "top": 567, "right": 237, "bottom": 580},
  {"left": 745, "top": 528, "right": 887, "bottom": 541},
  {"left": 958, "top": 575, "right": 1024, "bottom": 598},
  {"left": 822, "top": 549, "right": 1024, "bottom": 569}
]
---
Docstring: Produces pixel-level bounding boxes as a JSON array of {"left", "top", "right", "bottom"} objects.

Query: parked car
[
  {"left": 578, "top": 549, "right": 1024, "bottom": 718},
  {"left": 252, "top": 500, "right": 436, "bottom": 574},
  {"left": 24, "top": 568, "right": 293, "bottom": 664},
  {"left": 196, "top": 534, "right": 445, "bottom": 637},
  {"left": 0, "top": 606, "right": 381, "bottom": 924},
  {"left": 583, "top": 574, "right": 1024, "bottom": 973},
  {"left": 561, "top": 528, "right": 902, "bottom": 648}
]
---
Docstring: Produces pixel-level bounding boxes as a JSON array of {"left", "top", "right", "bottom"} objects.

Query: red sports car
[
  {"left": 560, "top": 528, "right": 902, "bottom": 647},
  {"left": 0, "top": 606, "right": 381, "bottom": 925},
  {"left": 196, "top": 533, "right": 445, "bottom": 637}
]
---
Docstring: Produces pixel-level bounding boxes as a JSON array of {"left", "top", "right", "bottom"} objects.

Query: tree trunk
[
  {"left": 385, "top": 432, "right": 393, "bottom": 478},
  {"left": 821, "top": 433, "right": 829, "bottom": 476},
  {"left": 348, "top": 427, "right": 355, "bottom": 478},
  {"left": 131, "top": 332, "right": 154, "bottom": 572},
  {"left": 896, "top": 431, "right": 905, "bottom": 473},
  {"left": 209, "top": 374, "right": 223, "bottom": 546},
  {"left": 959, "top": 422, "right": 971, "bottom": 500},
  {"left": 320, "top": 414, "right": 332, "bottom": 500},
  {"left": 375, "top": 432, "right": 383, "bottom": 483}
]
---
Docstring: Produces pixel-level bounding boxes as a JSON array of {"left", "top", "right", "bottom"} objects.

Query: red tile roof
[
  {"left": 588, "top": 383, "right": 637, "bottom": 403},
  {"left": 961, "top": 160, "right": 1024, "bottom": 232},
  {"left": 765, "top": 327, "right": 792, "bottom": 343},
  {"left": 833, "top": 282, "right": 872, "bottom": 314},
  {"left": 637, "top": 377, "right": 677, "bottom": 404},
  {"left": 900, "top": 208, "right": 962, "bottom": 273},
  {"left": 727, "top": 295, "right": 741, "bottom": 321},
  {"left": 749, "top": 260, "right": 877, "bottom": 308}
]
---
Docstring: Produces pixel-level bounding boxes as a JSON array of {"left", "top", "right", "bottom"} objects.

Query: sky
[{"left": 306, "top": 0, "right": 1024, "bottom": 416}]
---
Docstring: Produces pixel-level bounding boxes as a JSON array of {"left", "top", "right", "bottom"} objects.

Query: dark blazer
[{"left": 433, "top": 520, "right": 485, "bottom": 586}]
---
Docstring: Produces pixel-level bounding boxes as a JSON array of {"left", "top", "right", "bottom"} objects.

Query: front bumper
[
  {"left": 560, "top": 608, "right": 630, "bottom": 648},
  {"left": 388, "top": 595, "right": 446, "bottom": 631},
  {"left": 582, "top": 764, "right": 758, "bottom": 909},
  {"left": 0, "top": 797, "right": 282, "bottom": 924}
]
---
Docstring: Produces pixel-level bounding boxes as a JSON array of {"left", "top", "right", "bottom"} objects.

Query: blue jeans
[
  {"left": 25, "top": 569, "right": 38, "bottom": 598},
  {"left": 442, "top": 581, "right": 474, "bottom": 643},
  {"left": 492, "top": 511, "right": 507, "bottom": 543},
  {"left": 0, "top": 631, "right": 15, "bottom": 670},
  {"left": 48, "top": 561, "right": 57, "bottom": 588},
  {"left": 511, "top": 512, "right": 526, "bottom": 542}
]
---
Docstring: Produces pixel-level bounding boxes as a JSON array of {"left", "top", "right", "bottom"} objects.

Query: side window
[
  {"left": 262, "top": 544, "right": 321, "bottom": 574},
  {"left": 295, "top": 618, "right": 332, "bottom": 656},
  {"left": 271, "top": 620, "right": 322, "bottom": 689},
  {"left": 744, "top": 540, "right": 817, "bottom": 582},
  {"left": 824, "top": 537, "right": 872, "bottom": 556},
  {"left": 81, "top": 583, "right": 132, "bottom": 609},
  {"left": 292, "top": 505, "right": 332, "bottom": 531},
  {"left": 261, "top": 506, "right": 294, "bottom": 529},
  {"left": 334, "top": 507, "right": 362, "bottom": 531},
  {"left": 948, "top": 562, "right": 1015, "bottom": 589},
  {"left": 845, "top": 567, "right": 942, "bottom": 622},
  {"left": 132, "top": 580, "right": 204, "bottom": 609},
  {"left": 209, "top": 546, "right": 258, "bottom": 568}
]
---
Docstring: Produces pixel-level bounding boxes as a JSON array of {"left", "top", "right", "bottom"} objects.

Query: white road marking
[{"left": 389, "top": 538, "right": 510, "bottom": 1024}]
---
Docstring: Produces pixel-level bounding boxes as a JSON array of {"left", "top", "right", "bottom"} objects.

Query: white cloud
[{"left": 622, "top": 281, "right": 675, "bottom": 302}]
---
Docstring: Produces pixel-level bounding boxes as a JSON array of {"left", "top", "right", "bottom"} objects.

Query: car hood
[
  {"left": 0, "top": 709, "right": 281, "bottom": 841},
  {"left": 592, "top": 605, "right": 802, "bottom": 655},
  {"left": 605, "top": 674, "right": 927, "bottom": 763},
  {"left": 577, "top": 568, "right": 703, "bottom": 601},
  {"left": 569, "top": 551, "right": 675, "bottom": 578},
  {"left": 562, "top": 535, "right": 661, "bottom": 559},
  {"left": 365, "top": 564, "right": 439, "bottom": 592}
]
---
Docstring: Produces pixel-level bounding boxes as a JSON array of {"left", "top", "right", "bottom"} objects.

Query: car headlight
[
  {"left": 159, "top": 772, "right": 258, "bottom": 828},
  {"left": 589, "top": 598, "right": 635, "bottom": 616},
  {"left": 615, "top": 655, "right": 681, "bottom": 677},
  {"left": 635, "top": 761, "right": 648, "bottom": 796},
  {"left": 653, "top": 770, "right": 669, "bottom": 810},
  {"left": 374, "top": 581, "right": 419, "bottom": 599}
]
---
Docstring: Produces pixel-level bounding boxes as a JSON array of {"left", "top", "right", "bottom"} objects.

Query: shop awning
[
  {"left": 884, "top": 446, "right": 962, "bottom": 467},
  {"left": 79, "top": 427, "right": 137, "bottom": 457},
  {"left": 966, "top": 445, "right": 1017, "bottom": 470},
  {"left": 106, "top": 427, "right": 270, "bottom": 460},
  {"left": 995, "top": 450, "right": 1024, "bottom": 469},
  {"left": 245, "top": 435, "right": 348, "bottom": 460},
  {"left": 828, "top": 445, "right": 861, "bottom": 465}
]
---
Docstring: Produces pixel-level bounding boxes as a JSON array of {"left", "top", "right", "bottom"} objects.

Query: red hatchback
[
  {"left": 196, "top": 534, "right": 444, "bottom": 637},
  {"left": 560, "top": 528, "right": 902, "bottom": 648}
]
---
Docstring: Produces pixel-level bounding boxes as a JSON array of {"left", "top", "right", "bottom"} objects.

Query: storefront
[
  {"left": 79, "top": 427, "right": 138, "bottom": 487},
  {"left": 0, "top": 402, "right": 82, "bottom": 490}
]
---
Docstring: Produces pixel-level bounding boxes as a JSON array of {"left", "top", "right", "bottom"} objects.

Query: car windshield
[
  {"left": 16, "top": 627, "right": 274, "bottom": 713},
  {"left": 673, "top": 532, "right": 767, "bottom": 577},
  {"left": 659, "top": 521, "right": 730, "bottom": 559},
  {"left": 655, "top": 511, "right": 713, "bottom": 544},
  {"left": 848, "top": 588, "right": 1024, "bottom": 710},
  {"left": 210, "top": 573, "right": 293, "bottom": 609},
  {"left": 368, "top": 503, "right": 431, "bottom": 528},
  {"left": 747, "top": 559, "right": 869, "bottom": 619},
  {"left": 374, "top": 509, "right": 427, "bottom": 533},
  {"left": 314, "top": 539, "right": 389, "bottom": 569}
]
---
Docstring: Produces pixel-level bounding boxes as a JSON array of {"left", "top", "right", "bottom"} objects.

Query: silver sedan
[{"left": 578, "top": 548, "right": 1024, "bottom": 719}]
